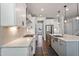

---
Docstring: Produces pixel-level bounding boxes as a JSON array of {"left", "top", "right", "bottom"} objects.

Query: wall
[{"left": 44, "top": 19, "right": 59, "bottom": 40}]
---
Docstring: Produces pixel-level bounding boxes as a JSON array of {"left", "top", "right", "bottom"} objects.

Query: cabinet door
[
  {"left": 32, "top": 38, "right": 36, "bottom": 55},
  {"left": 66, "top": 41, "right": 78, "bottom": 56},
  {"left": 0, "top": 3, "right": 26, "bottom": 27},
  {"left": 54, "top": 41, "right": 58, "bottom": 53},
  {"left": 1, "top": 3, "right": 16, "bottom": 26},
  {"left": 16, "top": 3, "right": 26, "bottom": 27},
  {"left": 51, "top": 37, "right": 54, "bottom": 48},
  {"left": 55, "top": 39, "right": 59, "bottom": 54},
  {"left": 51, "top": 37, "right": 58, "bottom": 53},
  {"left": 1, "top": 48, "right": 29, "bottom": 56},
  {"left": 58, "top": 39, "right": 65, "bottom": 56},
  {"left": 52, "top": 39, "right": 56, "bottom": 50}
]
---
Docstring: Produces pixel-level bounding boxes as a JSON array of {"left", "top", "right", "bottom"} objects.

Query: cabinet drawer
[
  {"left": 59, "top": 39, "right": 65, "bottom": 45},
  {"left": 1, "top": 48, "right": 29, "bottom": 56}
]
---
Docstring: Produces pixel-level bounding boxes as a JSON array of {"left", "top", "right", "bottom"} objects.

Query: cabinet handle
[
  {"left": 53, "top": 40, "right": 54, "bottom": 42},
  {"left": 60, "top": 42, "right": 63, "bottom": 45}
]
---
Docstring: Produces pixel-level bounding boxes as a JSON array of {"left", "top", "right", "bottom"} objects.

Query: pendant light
[
  {"left": 76, "top": 3, "right": 79, "bottom": 20},
  {"left": 64, "top": 5, "right": 67, "bottom": 23},
  {"left": 57, "top": 10, "right": 60, "bottom": 24},
  {"left": 57, "top": 10, "right": 60, "bottom": 17}
]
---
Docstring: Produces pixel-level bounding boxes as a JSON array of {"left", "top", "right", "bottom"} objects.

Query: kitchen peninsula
[
  {"left": 0, "top": 27, "right": 36, "bottom": 56},
  {"left": 0, "top": 37, "right": 34, "bottom": 56}
]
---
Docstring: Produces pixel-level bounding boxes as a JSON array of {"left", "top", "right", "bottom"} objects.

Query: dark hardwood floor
[{"left": 35, "top": 38, "right": 58, "bottom": 56}]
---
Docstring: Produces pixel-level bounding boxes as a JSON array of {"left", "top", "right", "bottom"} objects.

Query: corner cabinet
[{"left": 0, "top": 3, "right": 27, "bottom": 27}]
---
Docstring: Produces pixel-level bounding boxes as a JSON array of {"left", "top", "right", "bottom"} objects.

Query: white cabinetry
[
  {"left": 16, "top": 3, "right": 27, "bottom": 27},
  {"left": 0, "top": 3, "right": 26, "bottom": 27},
  {"left": 0, "top": 3, "right": 16, "bottom": 26},
  {"left": 51, "top": 37, "right": 59, "bottom": 54},
  {"left": 53, "top": 39, "right": 58, "bottom": 53},
  {"left": 51, "top": 37, "right": 54, "bottom": 48},
  {"left": 58, "top": 39, "right": 65, "bottom": 56},
  {"left": 1, "top": 48, "right": 30, "bottom": 56},
  {"left": 0, "top": 37, "right": 34, "bottom": 56},
  {"left": 51, "top": 36, "right": 78, "bottom": 56},
  {"left": 66, "top": 41, "right": 78, "bottom": 56}
]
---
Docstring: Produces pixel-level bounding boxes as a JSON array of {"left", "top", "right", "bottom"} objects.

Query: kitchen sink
[
  {"left": 54, "top": 35, "right": 63, "bottom": 37},
  {"left": 23, "top": 35, "right": 34, "bottom": 37}
]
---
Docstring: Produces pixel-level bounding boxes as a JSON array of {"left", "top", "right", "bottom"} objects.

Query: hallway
[{"left": 35, "top": 35, "right": 58, "bottom": 56}]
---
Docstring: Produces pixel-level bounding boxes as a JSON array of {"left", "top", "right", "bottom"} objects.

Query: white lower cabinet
[
  {"left": 0, "top": 42, "right": 34, "bottom": 56},
  {"left": 1, "top": 47, "right": 30, "bottom": 56},
  {"left": 66, "top": 41, "right": 78, "bottom": 56},
  {"left": 0, "top": 40, "right": 34, "bottom": 56},
  {"left": 53, "top": 40, "right": 58, "bottom": 53},
  {"left": 32, "top": 38, "right": 36, "bottom": 55},
  {"left": 58, "top": 39, "right": 66, "bottom": 56},
  {"left": 1, "top": 46, "right": 34, "bottom": 56},
  {"left": 51, "top": 37, "right": 59, "bottom": 54},
  {"left": 51, "top": 38, "right": 53, "bottom": 48},
  {"left": 51, "top": 37, "right": 78, "bottom": 56}
]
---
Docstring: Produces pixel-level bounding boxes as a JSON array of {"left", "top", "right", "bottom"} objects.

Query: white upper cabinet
[
  {"left": 16, "top": 3, "right": 27, "bottom": 27},
  {"left": 0, "top": 3, "right": 16, "bottom": 26},
  {"left": 0, "top": 3, "right": 27, "bottom": 27}
]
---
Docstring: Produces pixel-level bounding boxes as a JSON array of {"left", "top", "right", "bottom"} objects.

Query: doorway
[
  {"left": 45, "top": 25, "right": 54, "bottom": 46},
  {"left": 36, "top": 21, "right": 44, "bottom": 47}
]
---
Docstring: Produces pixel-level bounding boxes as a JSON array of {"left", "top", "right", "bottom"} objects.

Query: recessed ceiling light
[
  {"left": 66, "top": 8, "right": 69, "bottom": 11},
  {"left": 76, "top": 16, "right": 79, "bottom": 20},
  {"left": 40, "top": 15, "right": 42, "bottom": 16},
  {"left": 64, "top": 20, "right": 67, "bottom": 23},
  {"left": 56, "top": 14, "right": 59, "bottom": 17},
  {"left": 41, "top": 8, "right": 44, "bottom": 11}
]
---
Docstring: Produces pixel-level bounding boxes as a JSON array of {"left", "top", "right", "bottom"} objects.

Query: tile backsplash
[{"left": 0, "top": 27, "right": 30, "bottom": 45}]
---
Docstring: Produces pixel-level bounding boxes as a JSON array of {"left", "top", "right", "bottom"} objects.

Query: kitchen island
[
  {"left": 0, "top": 37, "right": 35, "bottom": 56},
  {"left": 50, "top": 34, "right": 79, "bottom": 56}
]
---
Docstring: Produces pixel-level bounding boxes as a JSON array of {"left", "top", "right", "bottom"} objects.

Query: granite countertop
[
  {"left": 49, "top": 34, "right": 79, "bottom": 41},
  {"left": 1, "top": 37, "right": 33, "bottom": 48}
]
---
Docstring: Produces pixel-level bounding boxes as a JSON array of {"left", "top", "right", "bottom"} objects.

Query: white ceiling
[{"left": 27, "top": 3, "right": 79, "bottom": 18}]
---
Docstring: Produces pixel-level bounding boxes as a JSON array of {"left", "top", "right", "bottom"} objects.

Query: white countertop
[
  {"left": 1, "top": 37, "right": 33, "bottom": 48},
  {"left": 58, "top": 35, "right": 79, "bottom": 41},
  {"left": 50, "top": 34, "right": 79, "bottom": 41},
  {"left": 0, "top": 27, "right": 35, "bottom": 47}
]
